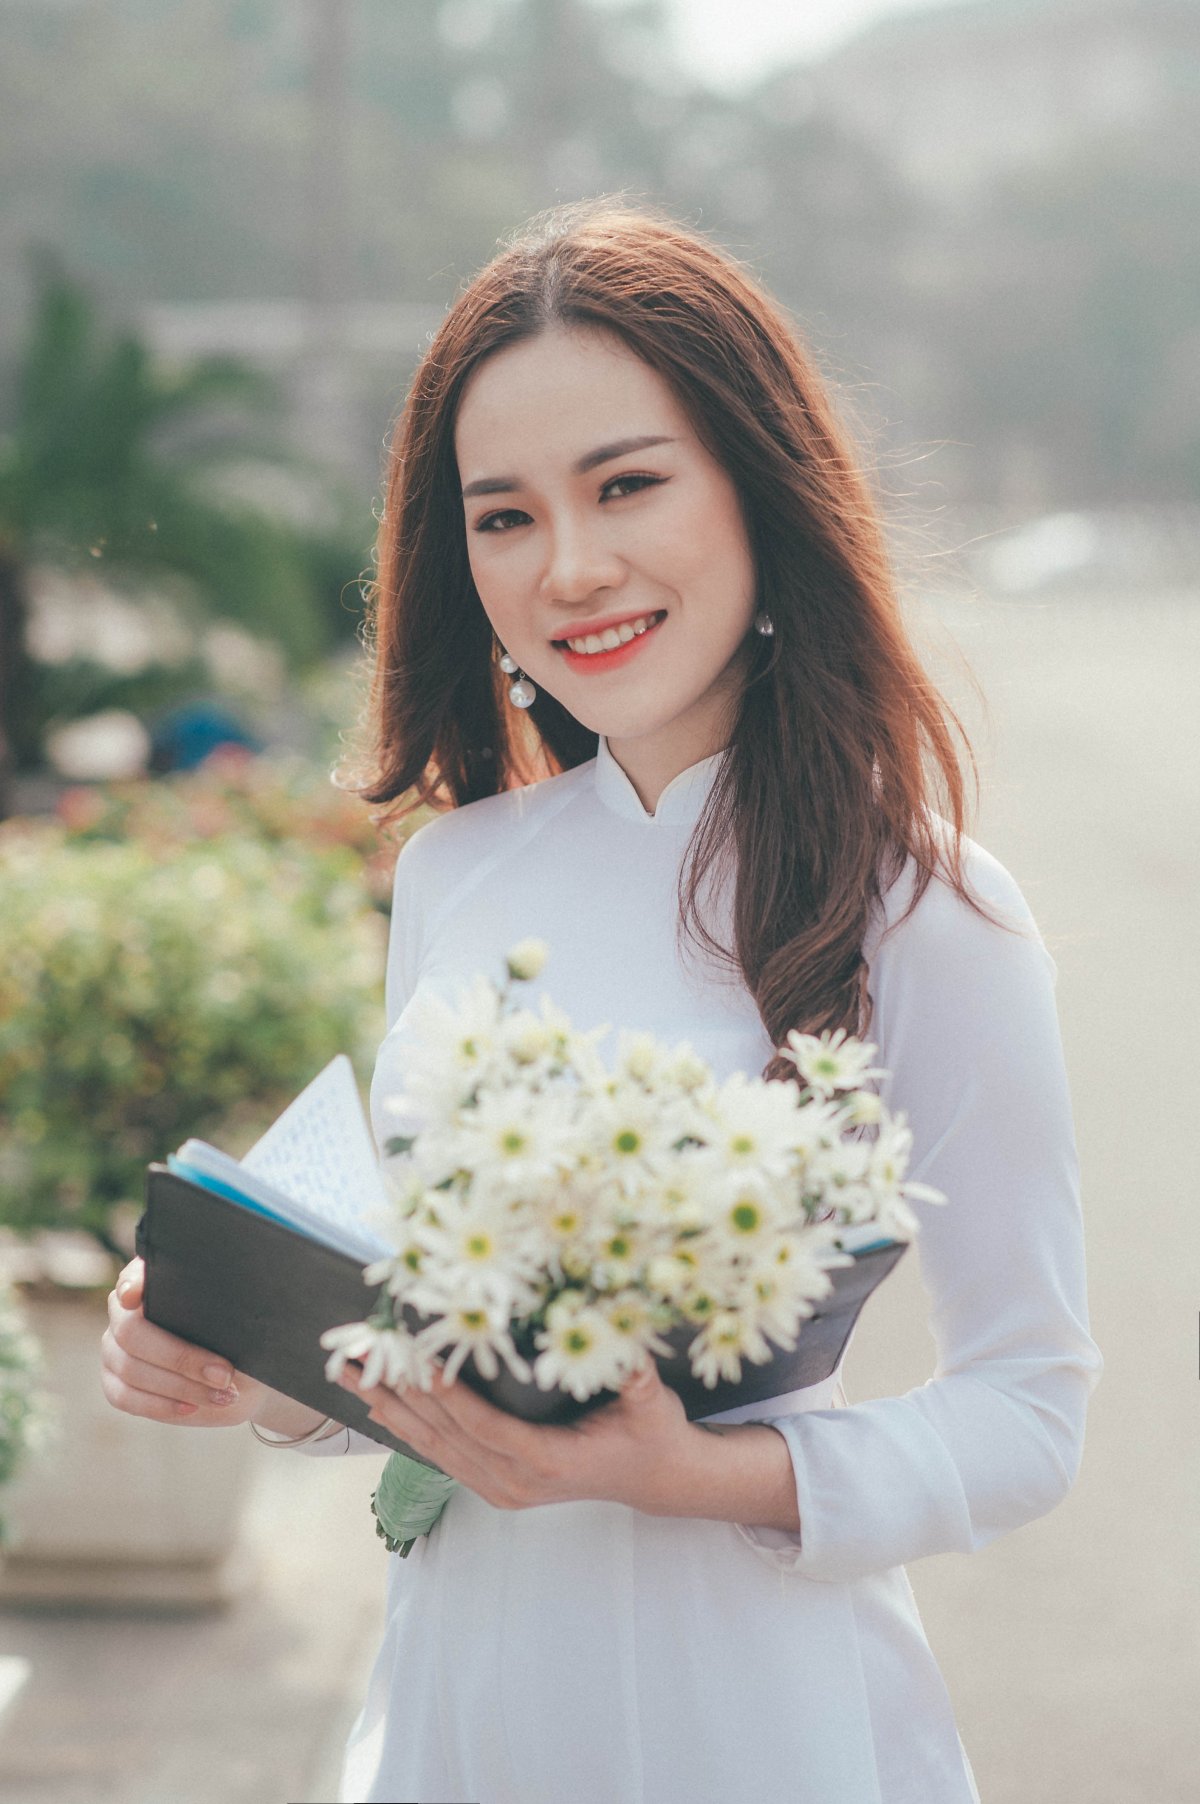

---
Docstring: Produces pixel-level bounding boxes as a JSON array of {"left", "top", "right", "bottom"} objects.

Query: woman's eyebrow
[{"left": 461, "top": 435, "right": 677, "bottom": 499}]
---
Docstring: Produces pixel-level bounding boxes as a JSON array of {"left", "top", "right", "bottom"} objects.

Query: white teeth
[{"left": 563, "top": 612, "right": 662, "bottom": 655}]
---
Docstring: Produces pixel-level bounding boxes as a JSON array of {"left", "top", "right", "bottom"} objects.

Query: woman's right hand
[{"left": 100, "top": 1256, "right": 276, "bottom": 1429}]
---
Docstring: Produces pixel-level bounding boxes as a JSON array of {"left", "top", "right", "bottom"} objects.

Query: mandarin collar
[{"left": 593, "top": 733, "right": 728, "bottom": 826}]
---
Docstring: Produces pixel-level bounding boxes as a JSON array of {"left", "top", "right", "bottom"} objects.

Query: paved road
[
  {"left": 0, "top": 1442, "right": 389, "bottom": 1804},
  {"left": 844, "top": 585, "right": 1200, "bottom": 1803},
  {"left": 0, "top": 586, "right": 1195, "bottom": 1803}
]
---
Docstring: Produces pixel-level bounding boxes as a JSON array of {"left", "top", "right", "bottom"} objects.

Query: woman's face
[{"left": 454, "top": 324, "right": 758, "bottom": 771}]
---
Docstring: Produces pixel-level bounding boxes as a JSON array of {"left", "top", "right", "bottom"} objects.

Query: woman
[{"left": 102, "top": 200, "right": 1102, "bottom": 1803}]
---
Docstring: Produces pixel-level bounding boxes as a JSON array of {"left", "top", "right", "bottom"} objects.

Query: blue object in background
[{"left": 148, "top": 700, "right": 262, "bottom": 772}]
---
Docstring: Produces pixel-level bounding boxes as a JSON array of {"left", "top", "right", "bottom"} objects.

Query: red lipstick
[{"left": 552, "top": 609, "right": 667, "bottom": 675}]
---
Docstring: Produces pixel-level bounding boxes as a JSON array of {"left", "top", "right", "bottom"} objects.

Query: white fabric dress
[{"left": 298, "top": 733, "right": 1102, "bottom": 1804}]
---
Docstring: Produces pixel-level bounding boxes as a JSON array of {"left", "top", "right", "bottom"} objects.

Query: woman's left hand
[{"left": 335, "top": 1358, "right": 699, "bottom": 1516}]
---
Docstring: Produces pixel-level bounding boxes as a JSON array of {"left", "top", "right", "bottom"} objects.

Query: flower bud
[
  {"left": 505, "top": 938, "right": 550, "bottom": 982},
  {"left": 844, "top": 1090, "right": 882, "bottom": 1126}
]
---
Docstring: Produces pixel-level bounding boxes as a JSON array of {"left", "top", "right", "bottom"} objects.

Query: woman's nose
[{"left": 539, "top": 515, "right": 624, "bottom": 603}]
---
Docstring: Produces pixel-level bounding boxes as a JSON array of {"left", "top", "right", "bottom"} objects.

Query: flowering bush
[
  {"left": 53, "top": 746, "right": 425, "bottom": 913},
  {"left": 0, "top": 817, "right": 386, "bottom": 1256}
]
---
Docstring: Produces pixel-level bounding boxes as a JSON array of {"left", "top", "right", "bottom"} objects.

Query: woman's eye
[
  {"left": 472, "top": 474, "right": 663, "bottom": 533},
  {"left": 602, "top": 473, "right": 665, "bottom": 501}
]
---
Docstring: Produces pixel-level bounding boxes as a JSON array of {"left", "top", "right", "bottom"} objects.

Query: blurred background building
[{"left": 3, "top": 0, "right": 1196, "bottom": 510}]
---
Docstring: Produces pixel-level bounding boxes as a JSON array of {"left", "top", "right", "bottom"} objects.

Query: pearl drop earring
[
  {"left": 497, "top": 643, "right": 536, "bottom": 708},
  {"left": 754, "top": 610, "right": 774, "bottom": 636}
]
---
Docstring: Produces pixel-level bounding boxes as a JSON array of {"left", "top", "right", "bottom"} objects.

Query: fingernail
[
  {"left": 209, "top": 1387, "right": 239, "bottom": 1406},
  {"left": 176, "top": 1401, "right": 199, "bottom": 1416},
  {"left": 202, "top": 1363, "right": 232, "bottom": 1386},
  {"left": 116, "top": 1278, "right": 134, "bottom": 1300}
]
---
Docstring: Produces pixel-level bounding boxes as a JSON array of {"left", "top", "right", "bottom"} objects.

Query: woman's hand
[
  {"left": 100, "top": 1256, "right": 276, "bottom": 1429},
  {"left": 336, "top": 1356, "right": 705, "bottom": 1517}
]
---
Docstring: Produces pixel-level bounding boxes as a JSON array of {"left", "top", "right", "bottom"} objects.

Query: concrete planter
[{"left": 0, "top": 1283, "right": 258, "bottom": 1611}]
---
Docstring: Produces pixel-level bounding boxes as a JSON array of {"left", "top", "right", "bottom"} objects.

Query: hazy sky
[{"left": 651, "top": 0, "right": 967, "bottom": 90}]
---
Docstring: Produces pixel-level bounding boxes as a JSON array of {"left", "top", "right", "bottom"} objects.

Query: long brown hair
[{"left": 359, "top": 198, "right": 1005, "bottom": 1078}]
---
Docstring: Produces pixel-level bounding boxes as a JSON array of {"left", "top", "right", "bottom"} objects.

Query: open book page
[
  {"left": 242, "top": 1055, "right": 390, "bottom": 1224},
  {"left": 172, "top": 1056, "right": 393, "bottom": 1263}
]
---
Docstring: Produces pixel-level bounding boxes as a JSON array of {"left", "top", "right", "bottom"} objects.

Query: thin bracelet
[{"left": 249, "top": 1414, "right": 343, "bottom": 1448}]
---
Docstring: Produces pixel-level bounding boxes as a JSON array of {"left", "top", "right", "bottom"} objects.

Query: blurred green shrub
[
  {"left": 0, "top": 1279, "right": 56, "bottom": 1544},
  {"left": 0, "top": 795, "right": 388, "bottom": 1256},
  {"left": 53, "top": 745, "right": 412, "bottom": 913}
]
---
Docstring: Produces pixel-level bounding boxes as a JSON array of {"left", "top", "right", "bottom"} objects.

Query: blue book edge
[{"left": 166, "top": 1155, "right": 298, "bottom": 1232}]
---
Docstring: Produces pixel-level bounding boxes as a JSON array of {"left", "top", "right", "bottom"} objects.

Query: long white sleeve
[{"left": 735, "top": 840, "right": 1103, "bottom": 1581}]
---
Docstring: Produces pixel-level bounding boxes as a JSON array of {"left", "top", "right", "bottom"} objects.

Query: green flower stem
[{"left": 371, "top": 1450, "right": 459, "bottom": 1556}]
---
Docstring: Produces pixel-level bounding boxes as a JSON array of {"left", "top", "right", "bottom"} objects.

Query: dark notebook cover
[{"left": 138, "top": 1163, "right": 907, "bottom": 1472}]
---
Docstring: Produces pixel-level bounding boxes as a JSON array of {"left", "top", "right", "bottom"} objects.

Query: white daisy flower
[
  {"left": 363, "top": 1209, "right": 437, "bottom": 1296},
  {"left": 319, "top": 1319, "right": 427, "bottom": 1390},
  {"left": 614, "top": 1028, "right": 665, "bottom": 1087},
  {"left": 498, "top": 1008, "right": 557, "bottom": 1069},
  {"left": 840, "top": 1088, "right": 883, "bottom": 1127},
  {"left": 413, "top": 1292, "right": 533, "bottom": 1386},
  {"left": 705, "top": 1178, "right": 793, "bottom": 1262},
  {"left": 532, "top": 1174, "right": 591, "bottom": 1259},
  {"left": 645, "top": 1245, "right": 704, "bottom": 1307},
  {"left": 738, "top": 1234, "right": 835, "bottom": 1344},
  {"left": 782, "top": 1027, "right": 886, "bottom": 1098},
  {"left": 531, "top": 1290, "right": 628, "bottom": 1400},
  {"left": 454, "top": 1084, "right": 574, "bottom": 1193},
  {"left": 705, "top": 1070, "right": 807, "bottom": 1178},
  {"left": 583, "top": 1213, "right": 657, "bottom": 1292},
  {"left": 866, "top": 1117, "right": 945, "bottom": 1210},
  {"left": 687, "top": 1309, "right": 776, "bottom": 1389},
  {"left": 583, "top": 1080, "right": 696, "bottom": 1200},
  {"left": 405, "top": 1193, "right": 541, "bottom": 1317},
  {"left": 661, "top": 1041, "right": 716, "bottom": 1097},
  {"left": 593, "top": 1289, "right": 675, "bottom": 1372},
  {"left": 806, "top": 1135, "right": 876, "bottom": 1222},
  {"left": 384, "top": 975, "right": 506, "bottom": 1133}
]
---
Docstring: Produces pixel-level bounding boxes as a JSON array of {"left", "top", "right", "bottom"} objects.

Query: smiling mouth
[{"left": 551, "top": 610, "right": 667, "bottom": 656}]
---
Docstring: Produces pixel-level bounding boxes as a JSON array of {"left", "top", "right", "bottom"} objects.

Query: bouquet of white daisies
[{"left": 320, "top": 940, "right": 944, "bottom": 1555}]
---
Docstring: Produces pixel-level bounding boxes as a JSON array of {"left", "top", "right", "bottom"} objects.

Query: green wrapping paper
[{"left": 371, "top": 1451, "right": 459, "bottom": 1556}]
